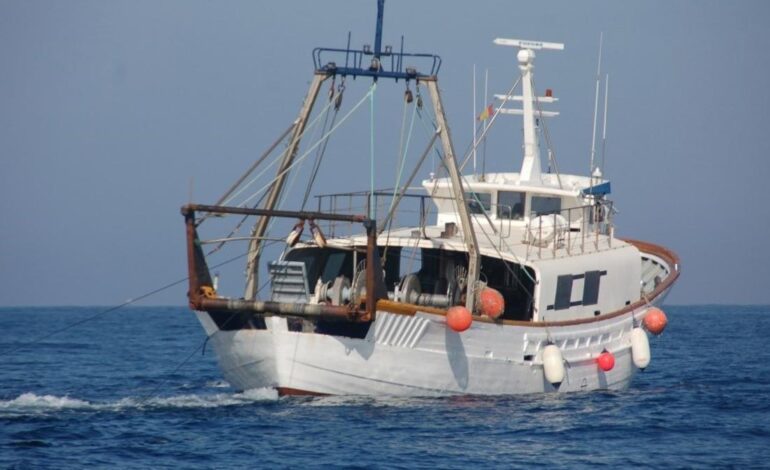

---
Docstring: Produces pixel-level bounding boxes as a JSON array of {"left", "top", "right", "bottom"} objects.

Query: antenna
[
  {"left": 589, "top": 33, "right": 604, "bottom": 184},
  {"left": 482, "top": 68, "right": 488, "bottom": 181},
  {"left": 473, "top": 64, "right": 477, "bottom": 176},
  {"left": 600, "top": 73, "right": 609, "bottom": 175},
  {"left": 493, "top": 38, "right": 565, "bottom": 50}
]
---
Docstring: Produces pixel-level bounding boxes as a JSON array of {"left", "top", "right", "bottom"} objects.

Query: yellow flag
[{"left": 478, "top": 104, "right": 493, "bottom": 121}]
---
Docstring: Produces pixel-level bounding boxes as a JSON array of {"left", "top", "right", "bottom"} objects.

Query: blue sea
[{"left": 1, "top": 305, "right": 769, "bottom": 469}]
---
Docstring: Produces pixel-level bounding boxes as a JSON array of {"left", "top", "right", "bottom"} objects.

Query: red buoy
[
  {"left": 446, "top": 306, "right": 473, "bottom": 332},
  {"left": 643, "top": 307, "right": 668, "bottom": 335},
  {"left": 597, "top": 350, "right": 615, "bottom": 372},
  {"left": 477, "top": 287, "right": 505, "bottom": 319}
]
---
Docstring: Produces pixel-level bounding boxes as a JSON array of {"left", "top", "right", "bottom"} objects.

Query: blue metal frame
[{"left": 312, "top": 0, "right": 441, "bottom": 81}]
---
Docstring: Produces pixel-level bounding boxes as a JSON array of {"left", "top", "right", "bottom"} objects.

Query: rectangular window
[
  {"left": 497, "top": 191, "right": 525, "bottom": 220},
  {"left": 582, "top": 270, "right": 602, "bottom": 306},
  {"left": 465, "top": 192, "right": 491, "bottom": 214},
  {"left": 531, "top": 196, "right": 562, "bottom": 216}
]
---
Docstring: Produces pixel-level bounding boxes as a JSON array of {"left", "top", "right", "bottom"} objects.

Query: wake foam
[
  {"left": 0, "top": 392, "right": 91, "bottom": 411},
  {"left": 0, "top": 388, "right": 278, "bottom": 415},
  {"left": 205, "top": 380, "right": 232, "bottom": 389}
]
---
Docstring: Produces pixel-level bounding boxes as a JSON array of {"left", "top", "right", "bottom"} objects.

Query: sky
[{"left": 1, "top": 0, "right": 769, "bottom": 306}]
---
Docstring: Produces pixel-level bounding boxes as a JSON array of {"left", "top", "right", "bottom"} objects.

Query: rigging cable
[
  {"left": 380, "top": 129, "right": 440, "bottom": 261},
  {"left": 219, "top": 89, "right": 343, "bottom": 208},
  {"left": 382, "top": 88, "right": 419, "bottom": 243},
  {"left": 459, "top": 76, "right": 522, "bottom": 172},
  {"left": 198, "top": 123, "right": 296, "bottom": 226},
  {"left": 206, "top": 93, "right": 338, "bottom": 256},
  {"left": 238, "top": 83, "right": 378, "bottom": 209},
  {"left": 300, "top": 78, "right": 344, "bottom": 210},
  {"left": 136, "top": 266, "right": 281, "bottom": 406},
  {"left": 530, "top": 75, "right": 563, "bottom": 189},
  {"left": 0, "top": 247, "right": 268, "bottom": 358}
]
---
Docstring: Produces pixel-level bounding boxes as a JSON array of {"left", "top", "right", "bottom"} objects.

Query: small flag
[{"left": 478, "top": 104, "right": 494, "bottom": 121}]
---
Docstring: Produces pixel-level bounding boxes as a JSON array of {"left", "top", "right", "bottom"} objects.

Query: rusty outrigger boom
[{"left": 182, "top": 204, "right": 384, "bottom": 322}]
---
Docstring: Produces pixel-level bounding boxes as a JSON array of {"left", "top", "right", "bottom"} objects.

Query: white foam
[
  {"left": 121, "top": 388, "right": 278, "bottom": 409},
  {"left": 0, "top": 388, "right": 278, "bottom": 415},
  {"left": 0, "top": 392, "right": 92, "bottom": 411},
  {"left": 205, "top": 380, "right": 232, "bottom": 389}
]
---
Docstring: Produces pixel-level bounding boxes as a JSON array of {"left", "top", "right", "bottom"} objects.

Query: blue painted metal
[
  {"left": 582, "top": 181, "right": 612, "bottom": 196},
  {"left": 374, "top": 0, "right": 384, "bottom": 59},
  {"left": 312, "top": 0, "right": 441, "bottom": 81}
]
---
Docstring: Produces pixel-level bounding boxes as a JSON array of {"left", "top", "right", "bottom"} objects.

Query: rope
[
  {"left": 415, "top": 107, "right": 443, "bottom": 173},
  {"left": 380, "top": 130, "right": 440, "bottom": 261},
  {"left": 0, "top": 248, "right": 262, "bottom": 357},
  {"left": 380, "top": 129, "right": 439, "bottom": 237},
  {"left": 238, "top": 83, "right": 377, "bottom": 209},
  {"left": 381, "top": 93, "right": 419, "bottom": 251},
  {"left": 389, "top": 97, "right": 418, "bottom": 218},
  {"left": 530, "top": 75, "right": 563, "bottom": 189},
  {"left": 198, "top": 123, "right": 296, "bottom": 226},
  {"left": 206, "top": 190, "right": 271, "bottom": 255},
  {"left": 459, "top": 75, "right": 522, "bottom": 172},
  {"left": 136, "top": 336, "right": 211, "bottom": 406},
  {"left": 301, "top": 82, "right": 343, "bottom": 210},
  {"left": 220, "top": 90, "right": 341, "bottom": 208}
]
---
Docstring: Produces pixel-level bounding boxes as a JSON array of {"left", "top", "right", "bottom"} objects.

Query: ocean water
[{"left": 1, "top": 305, "right": 769, "bottom": 469}]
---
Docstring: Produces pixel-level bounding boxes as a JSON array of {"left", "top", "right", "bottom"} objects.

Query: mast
[
  {"left": 493, "top": 38, "right": 564, "bottom": 183},
  {"left": 518, "top": 48, "right": 542, "bottom": 183}
]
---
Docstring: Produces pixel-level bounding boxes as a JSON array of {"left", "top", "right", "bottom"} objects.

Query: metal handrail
[
  {"left": 524, "top": 201, "right": 615, "bottom": 258},
  {"left": 312, "top": 190, "right": 616, "bottom": 258},
  {"left": 315, "top": 189, "right": 434, "bottom": 237}
]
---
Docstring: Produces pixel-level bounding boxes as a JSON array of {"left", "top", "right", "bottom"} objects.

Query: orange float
[
  {"left": 446, "top": 306, "right": 473, "bottom": 332},
  {"left": 597, "top": 350, "right": 615, "bottom": 372},
  {"left": 643, "top": 307, "right": 668, "bottom": 335},
  {"left": 477, "top": 287, "right": 505, "bottom": 319}
]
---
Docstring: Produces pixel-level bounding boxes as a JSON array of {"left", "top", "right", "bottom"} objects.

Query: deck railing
[
  {"left": 314, "top": 189, "right": 431, "bottom": 238},
  {"left": 524, "top": 201, "right": 615, "bottom": 259},
  {"left": 313, "top": 190, "right": 615, "bottom": 258}
]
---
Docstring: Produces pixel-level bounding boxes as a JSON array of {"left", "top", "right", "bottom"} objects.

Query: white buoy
[
  {"left": 630, "top": 327, "right": 651, "bottom": 369},
  {"left": 543, "top": 344, "right": 565, "bottom": 386}
]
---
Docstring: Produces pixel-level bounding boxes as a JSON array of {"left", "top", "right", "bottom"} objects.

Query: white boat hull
[{"left": 194, "top": 295, "right": 668, "bottom": 396}]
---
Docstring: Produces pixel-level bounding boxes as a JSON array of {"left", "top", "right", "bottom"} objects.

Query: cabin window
[
  {"left": 497, "top": 191, "right": 525, "bottom": 220},
  {"left": 466, "top": 192, "right": 491, "bottom": 214},
  {"left": 531, "top": 196, "right": 562, "bottom": 216}
]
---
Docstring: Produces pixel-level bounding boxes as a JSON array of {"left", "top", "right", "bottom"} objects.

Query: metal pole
[
  {"left": 365, "top": 219, "right": 378, "bottom": 321},
  {"left": 244, "top": 73, "right": 329, "bottom": 299},
  {"left": 374, "top": 0, "right": 384, "bottom": 59},
  {"left": 425, "top": 80, "right": 480, "bottom": 311}
]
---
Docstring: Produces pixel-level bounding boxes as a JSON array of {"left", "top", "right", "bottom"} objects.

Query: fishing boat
[{"left": 182, "top": 1, "right": 679, "bottom": 395}]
